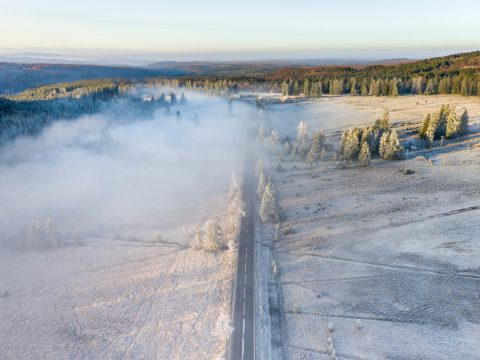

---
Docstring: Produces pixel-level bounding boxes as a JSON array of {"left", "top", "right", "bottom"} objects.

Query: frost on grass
[
  {"left": 192, "top": 173, "right": 244, "bottom": 252},
  {"left": 14, "top": 218, "right": 63, "bottom": 250}
]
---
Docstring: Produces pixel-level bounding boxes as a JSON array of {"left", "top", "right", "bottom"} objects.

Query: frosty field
[
  {"left": 0, "top": 93, "right": 249, "bottom": 359},
  {"left": 260, "top": 95, "right": 480, "bottom": 359}
]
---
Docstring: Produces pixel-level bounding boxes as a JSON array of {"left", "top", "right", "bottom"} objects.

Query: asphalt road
[{"left": 230, "top": 134, "right": 256, "bottom": 360}]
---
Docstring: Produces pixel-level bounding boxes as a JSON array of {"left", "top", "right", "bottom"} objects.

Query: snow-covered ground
[
  {"left": 0, "top": 92, "right": 251, "bottom": 359},
  {"left": 260, "top": 95, "right": 480, "bottom": 359}
]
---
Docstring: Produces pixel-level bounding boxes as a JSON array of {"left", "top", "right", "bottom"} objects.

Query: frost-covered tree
[
  {"left": 310, "top": 82, "right": 320, "bottom": 98},
  {"left": 306, "top": 130, "right": 325, "bottom": 167},
  {"left": 294, "top": 81, "right": 300, "bottom": 96},
  {"left": 284, "top": 141, "right": 293, "bottom": 156},
  {"left": 389, "top": 79, "right": 399, "bottom": 96},
  {"left": 281, "top": 80, "right": 289, "bottom": 97},
  {"left": 258, "top": 126, "right": 266, "bottom": 140},
  {"left": 170, "top": 92, "right": 177, "bottom": 105},
  {"left": 360, "top": 79, "right": 368, "bottom": 96},
  {"left": 330, "top": 79, "right": 343, "bottom": 95},
  {"left": 257, "top": 171, "right": 265, "bottom": 198},
  {"left": 342, "top": 128, "right": 360, "bottom": 161},
  {"left": 203, "top": 219, "right": 223, "bottom": 252},
  {"left": 269, "top": 129, "right": 279, "bottom": 145},
  {"left": 459, "top": 109, "right": 469, "bottom": 135},
  {"left": 260, "top": 181, "right": 280, "bottom": 223},
  {"left": 303, "top": 79, "right": 310, "bottom": 97},
  {"left": 296, "top": 121, "right": 309, "bottom": 158},
  {"left": 358, "top": 141, "right": 371, "bottom": 167},
  {"left": 46, "top": 218, "right": 62, "bottom": 248},
  {"left": 445, "top": 109, "right": 460, "bottom": 139},
  {"left": 419, "top": 113, "right": 431, "bottom": 138},
  {"left": 320, "top": 147, "right": 327, "bottom": 161},
  {"left": 379, "top": 129, "right": 403, "bottom": 160},
  {"left": 179, "top": 92, "right": 187, "bottom": 105},
  {"left": 350, "top": 78, "right": 357, "bottom": 96}
]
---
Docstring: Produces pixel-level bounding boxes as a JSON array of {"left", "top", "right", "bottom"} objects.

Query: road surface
[{"left": 230, "top": 132, "right": 256, "bottom": 360}]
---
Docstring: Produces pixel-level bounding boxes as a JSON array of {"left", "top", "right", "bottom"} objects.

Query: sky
[{"left": 1, "top": 0, "right": 479, "bottom": 61}]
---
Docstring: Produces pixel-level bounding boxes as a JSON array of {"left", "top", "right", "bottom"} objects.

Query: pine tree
[
  {"left": 445, "top": 110, "right": 460, "bottom": 139},
  {"left": 260, "top": 181, "right": 280, "bottom": 223},
  {"left": 358, "top": 141, "right": 371, "bottom": 166},
  {"left": 257, "top": 171, "right": 265, "bottom": 197},
  {"left": 203, "top": 219, "right": 223, "bottom": 252},
  {"left": 438, "top": 78, "right": 450, "bottom": 94},
  {"left": 419, "top": 113, "right": 431, "bottom": 138},
  {"left": 374, "top": 109, "right": 390, "bottom": 131},
  {"left": 372, "top": 80, "right": 381, "bottom": 96},
  {"left": 303, "top": 79, "right": 310, "bottom": 97},
  {"left": 310, "top": 82, "right": 319, "bottom": 98},
  {"left": 350, "top": 78, "right": 357, "bottom": 96},
  {"left": 343, "top": 128, "right": 360, "bottom": 161},
  {"left": 389, "top": 79, "right": 399, "bottom": 96},
  {"left": 179, "top": 92, "right": 187, "bottom": 105},
  {"left": 294, "top": 81, "right": 300, "bottom": 96},
  {"left": 425, "top": 78, "right": 436, "bottom": 95},
  {"left": 386, "top": 129, "right": 403, "bottom": 159},
  {"left": 306, "top": 130, "right": 325, "bottom": 167},
  {"left": 296, "top": 121, "right": 308, "bottom": 157},
  {"left": 459, "top": 109, "right": 469, "bottom": 135},
  {"left": 281, "top": 80, "right": 289, "bottom": 97},
  {"left": 269, "top": 129, "right": 279, "bottom": 145},
  {"left": 460, "top": 78, "right": 469, "bottom": 96},
  {"left": 320, "top": 147, "right": 327, "bottom": 161},
  {"left": 170, "top": 92, "right": 177, "bottom": 105},
  {"left": 368, "top": 79, "right": 376, "bottom": 96},
  {"left": 379, "top": 131, "right": 389, "bottom": 159},
  {"left": 360, "top": 79, "right": 368, "bottom": 96}
]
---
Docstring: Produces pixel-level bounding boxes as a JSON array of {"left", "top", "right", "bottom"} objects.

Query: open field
[
  {"left": 261, "top": 95, "right": 480, "bottom": 359},
  {"left": 0, "top": 93, "right": 248, "bottom": 359},
  {"left": 262, "top": 95, "right": 480, "bottom": 137}
]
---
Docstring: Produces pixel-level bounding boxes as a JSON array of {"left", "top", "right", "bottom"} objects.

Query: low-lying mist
[{"left": 0, "top": 91, "right": 252, "bottom": 248}]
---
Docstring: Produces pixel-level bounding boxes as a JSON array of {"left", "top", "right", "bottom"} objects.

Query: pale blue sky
[{"left": 1, "top": 0, "right": 479, "bottom": 60}]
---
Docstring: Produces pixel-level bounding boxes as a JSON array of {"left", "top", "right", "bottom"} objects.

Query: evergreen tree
[
  {"left": 360, "top": 79, "right": 368, "bottom": 96},
  {"left": 459, "top": 109, "right": 469, "bottom": 135},
  {"left": 389, "top": 79, "right": 399, "bottom": 96},
  {"left": 170, "top": 92, "right": 177, "bottom": 105},
  {"left": 257, "top": 171, "right": 265, "bottom": 197},
  {"left": 358, "top": 141, "right": 371, "bottom": 166},
  {"left": 203, "top": 219, "right": 223, "bottom": 252},
  {"left": 269, "top": 129, "right": 279, "bottom": 145},
  {"left": 379, "top": 129, "right": 402, "bottom": 160},
  {"left": 303, "top": 79, "right": 310, "bottom": 97},
  {"left": 438, "top": 78, "right": 450, "bottom": 94},
  {"left": 350, "top": 78, "right": 357, "bottom": 96},
  {"left": 281, "top": 80, "right": 289, "bottom": 96},
  {"left": 419, "top": 113, "right": 431, "bottom": 138},
  {"left": 306, "top": 130, "right": 325, "bottom": 167},
  {"left": 342, "top": 128, "right": 360, "bottom": 161},
  {"left": 310, "top": 81, "right": 320, "bottom": 98},
  {"left": 179, "top": 92, "right": 187, "bottom": 105},
  {"left": 425, "top": 78, "right": 436, "bottom": 95},
  {"left": 445, "top": 109, "right": 460, "bottom": 138},
  {"left": 320, "top": 147, "right": 327, "bottom": 161},
  {"left": 296, "top": 121, "right": 308, "bottom": 157},
  {"left": 460, "top": 78, "right": 469, "bottom": 96},
  {"left": 368, "top": 78, "right": 376, "bottom": 96},
  {"left": 372, "top": 79, "right": 381, "bottom": 96},
  {"left": 260, "top": 181, "right": 280, "bottom": 223},
  {"left": 294, "top": 81, "right": 300, "bottom": 96}
]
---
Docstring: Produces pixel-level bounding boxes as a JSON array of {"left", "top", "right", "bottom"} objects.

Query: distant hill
[
  {"left": 0, "top": 63, "right": 185, "bottom": 95},
  {"left": 144, "top": 58, "right": 414, "bottom": 77},
  {"left": 266, "top": 51, "right": 480, "bottom": 81}
]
